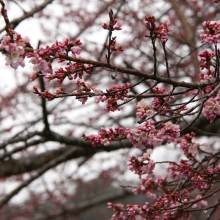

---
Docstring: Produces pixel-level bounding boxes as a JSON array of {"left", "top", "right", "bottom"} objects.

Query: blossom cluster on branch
[
  {"left": 0, "top": 29, "right": 30, "bottom": 69},
  {"left": 198, "top": 21, "right": 220, "bottom": 45},
  {"left": 145, "top": 16, "right": 171, "bottom": 42}
]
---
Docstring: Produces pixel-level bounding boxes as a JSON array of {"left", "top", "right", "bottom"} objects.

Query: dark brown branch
[
  {"left": 57, "top": 55, "right": 215, "bottom": 89},
  {"left": 0, "top": 0, "right": 12, "bottom": 36},
  {"left": 0, "top": 145, "right": 90, "bottom": 177},
  {"left": 0, "top": 0, "right": 55, "bottom": 32},
  {"left": 0, "top": 131, "right": 43, "bottom": 150},
  {"left": 170, "top": 0, "right": 193, "bottom": 44},
  {"left": 0, "top": 146, "right": 79, "bottom": 208},
  {"left": 38, "top": 74, "right": 50, "bottom": 134},
  {"left": 0, "top": 138, "right": 46, "bottom": 160},
  {"left": 0, "top": 131, "right": 132, "bottom": 177}
]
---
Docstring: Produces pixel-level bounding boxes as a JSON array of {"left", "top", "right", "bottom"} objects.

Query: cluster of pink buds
[
  {"left": 43, "top": 63, "right": 93, "bottom": 84},
  {"left": 102, "top": 21, "right": 122, "bottom": 31},
  {"left": 176, "top": 132, "right": 199, "bottom": 158},
  {"left": 26, "top": 39, "right": 82, "bottom": 76},
  {"left": 198, "top": 21, "right": 220, "bottom": 44},
  {"left": 206, "top": 164, "right": 220, "bottom": 174},
  {"left": 191, "top": 176, "right": 208, "bottom": 191},
  {"left": 102, "top": 9, "right": 124, "bottom": 62},
  {"left": 168, "top": 160, "right": 208, "bottom": 191},
  {"left": 0, "top": 30, "right": 30, "bottom": 69},
  {"left": 104, "top": 39, "right": 124, "bottom": 52},
  {"left": 96, "top": 82, "right": 130, "bottom": 111},
  {"left": 145, "top": 16, "right": 171, "bottom": 42},
  {"left": 73, "top": 78, "right": 101, "bottom": 104},
  {"left": 132, "top": 175, "right": 159, "bottom": 199},
  {"left": 198, "top": 50, "right": 216, "bottom": 95},
  {"left": 109, "top": 157, "right": 210, "bottom": 219},
  {"left": 102, "top": 9, "right": 122, "bottom": 31},
  {"left": 109, "top": 192, "right": 193, "bottom": 219},
  {"left": 33, "top": 87, "right": 55, "bottom": 101},
  {"left": 132, "top": 175, "right": 167, "bottom": 200},
  {"left": 107, "top": 203, "right": 125, "bottom": 220},
  {"left": 198, "top": 50, "right": 215, "bottom": 71},
  {"left": 55, "top": 87, "right": 65, "bottom": 95},
  {"left": 126, "top": 120, "right": 180, "bottom": 148},
  {"left": 83, "top": 127, "right": 126, "bottom": 147},
  {"left": 75, "top": 78, "right": 101, "bottom": 93}
]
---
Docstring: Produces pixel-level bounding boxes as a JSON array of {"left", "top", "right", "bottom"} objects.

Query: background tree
[{"left": 0, "top": 0, "right": 220, "bottom": 219}]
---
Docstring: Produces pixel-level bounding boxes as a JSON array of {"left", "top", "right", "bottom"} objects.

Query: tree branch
[
  {"left": 0, "top": 0, "right": 55, "bottom": 32},
  {"left": 0, "top": 146, "right": 79, "bottom": 208},
  {"left": 0, "top": 131, "right": 132, "bottom": 177}
]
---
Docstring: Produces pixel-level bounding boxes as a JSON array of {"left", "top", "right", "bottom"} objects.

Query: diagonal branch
[
  {"left": 0, "top": 130, "right": 132, "bottom": 177},
  {"left": 0, "top": 146, "right": 79, "bottom": 208},
  {"left": 0, "top": 145, "right": 93, "bottom": 177},
  {"left": 169, "top": 0, "right": 193, "bottom": 44},
  {"left": 56, "top": 55, "right": 215, "bottom": 89},
  {"left": 0, "top": 0, "right": 55, "bottom": 32},
  {"left": 169, "top": 0, "right": 200, "bottom": 78}
]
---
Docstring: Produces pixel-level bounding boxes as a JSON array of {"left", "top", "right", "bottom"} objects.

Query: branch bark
[
  {"left": 0, "top": 0, "right": 55, "bottom": 32},
  {"left": 0, "top": 131, "right": 132, "bottom": 177}
]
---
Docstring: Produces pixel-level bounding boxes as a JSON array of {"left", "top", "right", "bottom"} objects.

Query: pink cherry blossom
[
  {"left": 135, "top": 99, "right": 155, "bottom": 121},
  {"left": 159, "top": 121, "right": 180, "bottom": 143},
  {"left": 126, "top": 120, "right": 180, "bottom": 148},
  {"left": 83, "top": 127, "right": 126, "bottom": 147},
  {"left": 96, "top": 83, "right": 130, "bottom": 112},
  {"left": 71, "top": 46, "right": 81, "bottom": 57},
  {"left": 26, "top": 38, "right": 82, "bottom": 77},
  {"left": 0, "top": 30, "right": 30, "bottom": 69},
  {"left": 203, "top": 97, "right": 220, "bottom": 122}
]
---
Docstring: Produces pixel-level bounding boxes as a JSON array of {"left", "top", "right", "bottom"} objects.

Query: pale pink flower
[
  {"left": 71, "top": 46, "right": 81, "bottom": 57},
  {"left": 188, "top": 143, "right": 199, "bottom": 156},
  {"left": 203, "top": 97, "right": 220, "bottom": 122},
  {"left": 141, "top": 160, "right": 155, "bottom": 174},
  {"left": 0, "top": 31, "right": 30, "bottom": 69},
  {"left": 101, "top": 138, "right": 110, "bottom": 146},
  {"left": 136, "top": 99, "right": 155, "bottom": 121}
]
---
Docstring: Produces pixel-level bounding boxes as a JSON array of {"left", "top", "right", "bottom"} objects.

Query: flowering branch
[{"left": 2, "top": 1, "right": 220, "bottom": 219}]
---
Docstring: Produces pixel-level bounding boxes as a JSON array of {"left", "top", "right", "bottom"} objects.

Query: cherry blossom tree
[{"left": 1, "top": 0, "right": 220, "bottom": 219}]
